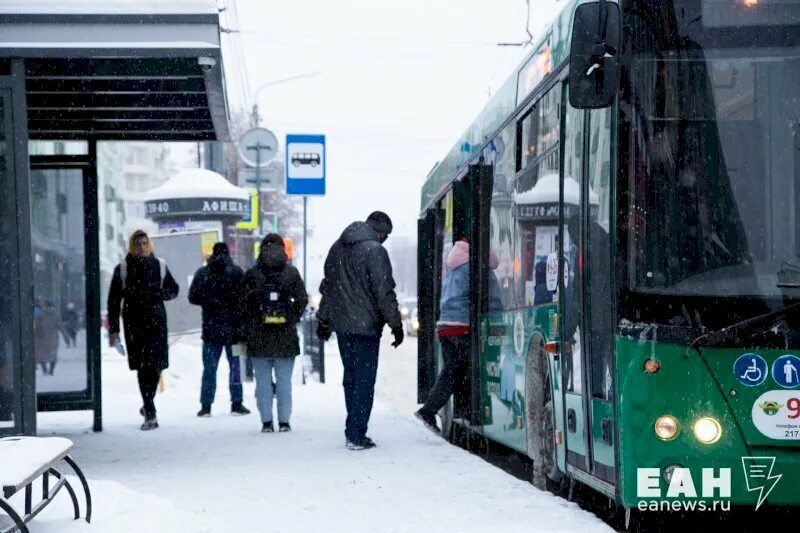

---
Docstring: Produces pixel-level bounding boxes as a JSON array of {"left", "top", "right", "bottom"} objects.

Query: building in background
[
  {"left": 119, "top": 142, "right": 175, "bottom": 239},
  {"left": 96, "top": 143, "right": 126, "bottom": 305}
]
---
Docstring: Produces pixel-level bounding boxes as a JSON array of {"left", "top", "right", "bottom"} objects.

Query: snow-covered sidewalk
[{"left": 13, "top": 332, "right": 612, "bottom": 532}]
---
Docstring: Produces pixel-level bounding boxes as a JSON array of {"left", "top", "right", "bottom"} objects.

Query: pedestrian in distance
[
  {"left": 107, "top": 230, "right": 179, "bottom": 431},
  {"left": 189, "top": 242, "right": 251, "bottom": 418},
  {"left": 34, "top": 300, "right": 64, "bottom": 376},
  {"left": 63, "top": 302, "right": 80, "bottom": 347},
  {"left": 316, "top": 211, "right": 404, "bottom": 450},
  {"left": 238, "top": 233, "right": 308, "bottom": 433},
  {"left": 414, "top": 238, "right": 504, "bottom": 433}
]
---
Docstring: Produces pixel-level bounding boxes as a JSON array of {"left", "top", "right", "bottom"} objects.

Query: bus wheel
[{"left": 525, "top": 333, "right": 559, "bottom": 492}]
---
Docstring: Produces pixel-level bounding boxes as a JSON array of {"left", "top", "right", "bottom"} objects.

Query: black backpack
[{"left": 260, "top": 272, "right": 290, "bottom": 325}]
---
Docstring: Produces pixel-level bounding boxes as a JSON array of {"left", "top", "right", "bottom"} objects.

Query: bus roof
[{"left": 419, "top": 0, "right": 591, "bottom": 215}]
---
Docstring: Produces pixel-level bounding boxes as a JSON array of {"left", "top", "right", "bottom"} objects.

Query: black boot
[
  {"left": 197, "top": 404, "right": 211, "bottom": 417},
  {"left": 262, "top": 421, "right": 274, "bottom": 433},
  {"left": 231, "top": 402, "right": 251, "bottom": 415},
  {"left": 414, "top": 409, "right": 440, "bottom": 434}
]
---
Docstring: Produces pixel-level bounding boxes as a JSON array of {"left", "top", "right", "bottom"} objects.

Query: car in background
[
  {"left": 406, "top": 307, "right": 419, "bottom": 336},
  {"left": 399, "top": 297, "right": 417, "bottom": 320}
]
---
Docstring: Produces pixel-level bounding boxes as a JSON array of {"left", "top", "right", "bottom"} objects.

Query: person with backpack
[
  {"left": 188, "top": 242, "right": 251, "bottom": 417},
  {"left": 238, "top": 233, "right": 308, "bottom": 433},
  {"left": 107, "top": 230, "right": 179, "bottom": 430}
]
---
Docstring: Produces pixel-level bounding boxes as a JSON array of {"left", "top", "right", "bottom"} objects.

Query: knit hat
[
  {"left": 212, "top": 242, "right": 229, "bottom": 255},
  {"left": 366, "top": 211, "right": 393, "bottom": 235},
  {"left": 261, "top": 233, "right": 284, "bottom": 248}
]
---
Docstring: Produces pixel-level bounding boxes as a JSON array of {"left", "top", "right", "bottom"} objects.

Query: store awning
[{"left": 0, "top": 0, "right": 230, "bottom": 141}]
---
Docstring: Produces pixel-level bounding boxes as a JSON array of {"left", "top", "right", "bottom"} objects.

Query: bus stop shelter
[{"left": 0, "top": 0, "right": 231, "bottom": 436}]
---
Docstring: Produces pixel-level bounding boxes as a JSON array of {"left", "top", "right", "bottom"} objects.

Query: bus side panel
[
  {"left": 479, "top": 305, "right": 563, "bottom": 457},
  {"left": 565, "top": 393, "right": 588, "bottom": 462},
  {"left": 480, "top": 309, "right": 526, "bottom": 454},
  {"left": 590, "top": 399, "right": 615, "bottom": 473}
]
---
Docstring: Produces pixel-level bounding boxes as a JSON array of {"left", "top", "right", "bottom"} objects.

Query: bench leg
[
  {"left": 0, "top": 497, "right": 29, "bottom": 533},
  {"left": 49, "top": 469, "right": 80, "bottom": 521},
  {"left": 63, "top": 456, "right": 92, "bottom": 523}
]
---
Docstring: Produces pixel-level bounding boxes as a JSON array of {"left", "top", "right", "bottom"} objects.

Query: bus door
[
  {"left": 560, "top": 89, "right": 591, "bottom": 473},
  {"left": 561, "top": 90, "right": 616, "bottom": 484},
  {"left": 585, "top": 107, "right": 615, "bottom": 484},
  {"left": 432, "top": 174, "right": 475, "bottom": 424}
]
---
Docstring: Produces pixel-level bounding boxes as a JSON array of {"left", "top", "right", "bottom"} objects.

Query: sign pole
[
  {"left": 303, "top": 196, "right": 308, "bottom": 283},
  {"left": 255, "top": 145, "right": 262, "bottom": 236}
]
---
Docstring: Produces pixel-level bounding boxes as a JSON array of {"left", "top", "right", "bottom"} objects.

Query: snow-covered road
[{"left": 13, "top": 331, "right": 613, "bottom": 532}]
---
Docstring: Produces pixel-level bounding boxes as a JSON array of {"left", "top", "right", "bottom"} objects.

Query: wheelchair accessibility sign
[{"left": 734, "top": 353, "right": 768, "bottom": 387}]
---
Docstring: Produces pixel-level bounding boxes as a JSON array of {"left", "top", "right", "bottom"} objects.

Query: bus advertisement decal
[{"left": 752, "top": 390, "right": 800, "bottom": 439}]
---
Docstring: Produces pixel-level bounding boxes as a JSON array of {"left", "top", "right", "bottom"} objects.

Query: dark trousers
[
  {"left": 138, "top": 368, "right": 160, "bottom": 418},
  {"left": 337, "top": 333, "right": 381, "bottom": 443},
  {"left": 420, "top": 334, "right": 469, "bottom": 415},
  {"left": 201, "top": 342, "right": 243, "bottom": 406}
]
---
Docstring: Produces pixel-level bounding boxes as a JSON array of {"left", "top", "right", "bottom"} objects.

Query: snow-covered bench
[{"left": 0, "top": 437, "right": 91, "bottom": 533}]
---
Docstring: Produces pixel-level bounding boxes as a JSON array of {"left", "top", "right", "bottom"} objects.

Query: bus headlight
[
  {"left": 693, "top": 417, "right": 722, "bottom": 444},
  {"left": 654, "top": 415, "right": 679, "bottom": 441}
]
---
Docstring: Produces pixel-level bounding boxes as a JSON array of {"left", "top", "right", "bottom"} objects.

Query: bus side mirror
[{"left": 568, "top": 1, "right": 621, "bottom": 109}]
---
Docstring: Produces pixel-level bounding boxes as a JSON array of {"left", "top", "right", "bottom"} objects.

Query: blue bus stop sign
[{"left": 286, "top": 134, "right": 325, "bottom": 196}]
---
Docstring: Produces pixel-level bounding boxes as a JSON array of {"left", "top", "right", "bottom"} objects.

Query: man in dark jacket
[
  {"left": 108, "top": 230, "right": 179, "bottom": 430},
  {"left": 317, "top": 211, "right": 403, "bottom": 450},
  {"left": 239, "top": 234, "right": 308, "bottom": 432},
  {"left": 189, "top": 242, "right": 251, "bottom": 417}
]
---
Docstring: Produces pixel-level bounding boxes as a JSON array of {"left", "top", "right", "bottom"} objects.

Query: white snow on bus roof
[
  {"left": 0, "top": 0, "right": 218, "bottom": 15},
  {"left": 145, "top": 168, "right": 250, "bottom": 202}
]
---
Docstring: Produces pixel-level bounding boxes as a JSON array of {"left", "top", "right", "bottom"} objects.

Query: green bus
[{"left": 416, "top": 0, "right": 800, "bottom": 518}]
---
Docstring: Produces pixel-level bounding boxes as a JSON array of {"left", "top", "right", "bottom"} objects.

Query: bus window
[
  {"left": 488, "top": 122, "right": 517, "bottom": 310},
  {"left": 518, "top": 89, "right": 561, "bottom": 172}
]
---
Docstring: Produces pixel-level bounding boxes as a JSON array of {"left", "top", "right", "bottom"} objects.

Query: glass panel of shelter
[
  {"left": 0, "top": 92, "right": 18, "bottom": 429},
  {"left": 30, "top": 167, "right": 88, "bottom": 395}
]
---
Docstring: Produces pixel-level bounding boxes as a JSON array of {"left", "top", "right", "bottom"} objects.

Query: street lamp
[{"left": 251, "top": 71, "right": 323, "bottom": 127}]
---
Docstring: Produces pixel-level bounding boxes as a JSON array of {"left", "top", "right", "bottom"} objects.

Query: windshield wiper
[{"left": 688, "top": 301, "right": 800, "bottom": 350}]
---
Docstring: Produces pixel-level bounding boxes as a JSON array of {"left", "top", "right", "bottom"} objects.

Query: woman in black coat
[
  {"left": 239, "top": 233, "right": 308, "bottom": 432},
  {"left": 107, "top": 230, "right": 179, "bottom": 430}
]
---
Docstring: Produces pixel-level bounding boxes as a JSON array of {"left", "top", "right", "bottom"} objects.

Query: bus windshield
[{"left": 627, "top": 1, "right": 800, "bottom": 301}]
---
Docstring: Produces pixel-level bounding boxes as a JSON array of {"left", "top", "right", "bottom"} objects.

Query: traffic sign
[
  {"left": 286, "top": 134, "right": 325, "bottom": 196},
  {"left": 238, "top": 127, "right": 278, "bottom": 168},
  {"left": 236, "top": 166, "right": 282, "bottom": 189},
  {"left": 236, "top": 189, "right": 259, "bottom": 230}
]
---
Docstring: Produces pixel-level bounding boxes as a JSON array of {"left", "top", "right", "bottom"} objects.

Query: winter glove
[
  {"left": 317, "top": 321, "right": 332, "bottom": 342},
  {"left": 391, "top": 327, "right": 404, "bottom": 348}
]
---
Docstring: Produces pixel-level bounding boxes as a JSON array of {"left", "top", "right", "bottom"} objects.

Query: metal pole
[
  {"left": 255, "top": 145, "right": 262, "bottom": 236},
  {"left": 303, "top": 196, "right": 307, "bottom": 283}
]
